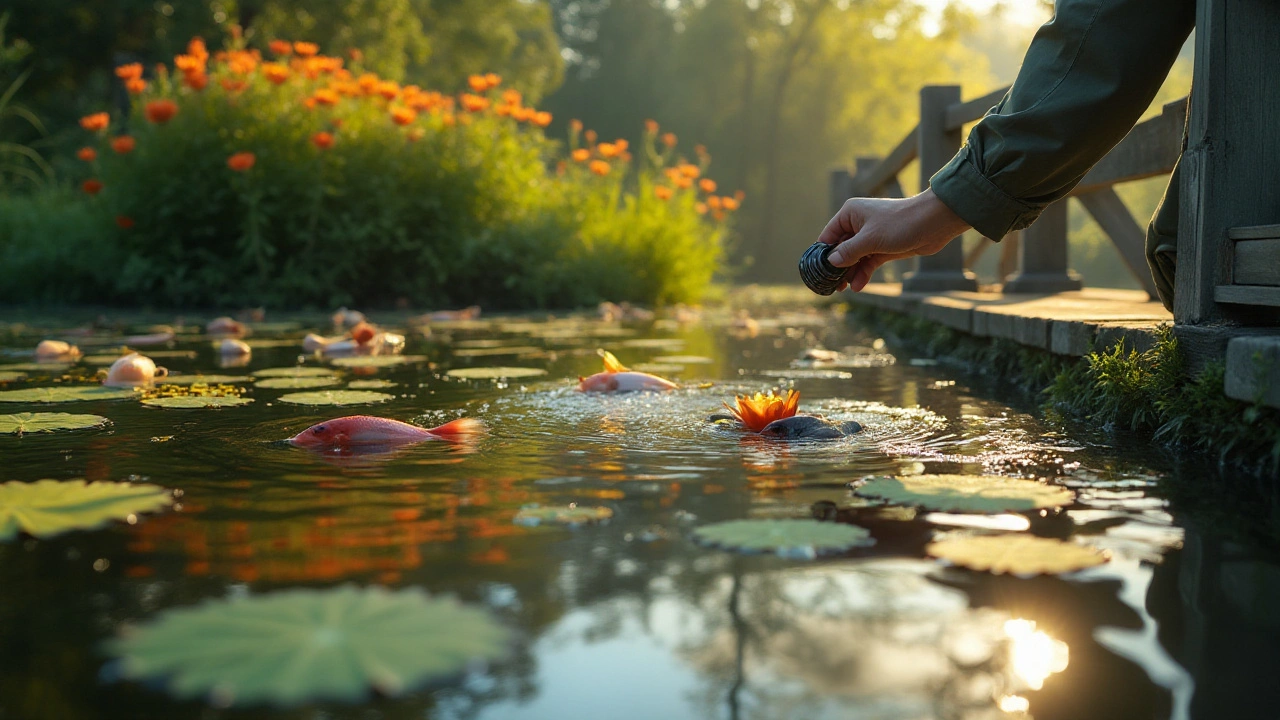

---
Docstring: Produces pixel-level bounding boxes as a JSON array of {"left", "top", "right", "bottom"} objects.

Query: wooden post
[
  {"left": 1003, "top": 199, "right": 1083, "bottom": 293},
  {"left": 1076, "top": 188, "right": 1161, "bottom": 299},
  {"left": 855, "top": 157, "right": 904, "bottom": 199},
  {"left": 828, "top": 168, "right": 854, "bottom": 217},
  {"left": 903, "top": 85, "right": 978, "bottom": 292}
]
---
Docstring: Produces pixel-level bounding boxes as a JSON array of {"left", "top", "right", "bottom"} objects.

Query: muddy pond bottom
[{"left": 0, "top": 304, "right": 1277, "bottom": 720}]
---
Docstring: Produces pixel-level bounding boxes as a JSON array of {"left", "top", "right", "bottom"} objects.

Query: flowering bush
[{"left": 71, "top": 35, "right": 738, "bottom": 308}]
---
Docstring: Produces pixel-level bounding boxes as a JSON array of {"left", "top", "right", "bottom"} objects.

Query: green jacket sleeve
[{"left": 929, "top": 0, "right": 1195, "bottom": 241}]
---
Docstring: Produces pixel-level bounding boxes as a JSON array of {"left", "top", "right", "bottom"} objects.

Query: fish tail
[
  {"left": 598, "top": 349, "right": 629, "bottom": 373},
  {"left": 427, "top": 417, "right": 485, "bottom": 440}
]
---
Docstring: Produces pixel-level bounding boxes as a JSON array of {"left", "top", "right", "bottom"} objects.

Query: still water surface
[{"left": 1, "top": 303, "right": 1277, "bottom": 720}]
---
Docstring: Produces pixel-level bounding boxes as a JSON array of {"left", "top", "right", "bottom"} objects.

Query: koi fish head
[
  {"left": 578, "top": 372, "right": 620, "bottom": 393},
  {"left": 289, "top": 419, "right": 353, "bottom": 448}
]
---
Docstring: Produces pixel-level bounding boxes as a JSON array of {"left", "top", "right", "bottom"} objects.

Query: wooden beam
[
  {"left": 1072, "top": 97, "right": 1187, "bottom": 196},
  {"left": 1076, "top": 188, "right": 1161, "bottom": 298},
  {"left": 1215, "top": 285, "right": 1280, "bottom": 307},
  {"left": 944, "top": 85, "right": 1010, "bottom": 130},
  {"left": 850, "top": 127, "right": 918, "bottom": 197},
  {"left": 1233, "top": 240, "right": 1280, "bottom": 286}
]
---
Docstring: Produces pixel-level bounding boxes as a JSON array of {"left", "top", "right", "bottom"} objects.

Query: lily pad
[
  {"left": 253, "top": 367, "right": 336, "bottom": 378},
  {"left": 619, "top": 338, "right": 685, "bottom": 349},
  {"left": 0, "top": 412, "right": 109, "bottom": 434},
  {"left": 329, "top": 355, "right": 427, "bottom": 368},
  {"left": 0, "top": 371, "right": 25, "bottom": 383},
  {"left": 0, "top": 362, "right": 72, "bottom": 373},
  {"left": 926, "top": 534, "right": 1109, "bottom": 575},
  {"left": 108, "top": 585, "right": 509, "bottom": 707},
  {"left": 514, "top": 504, "right": 612, "bottom": 526},
  {"left": 141, "top": 396, "right": 254, "bottom": 409},
  {"left": 83, "top": 354, "right": 131, "bottom": 365},
  {"left": 652, "top": 355, "right": 714, "bottom": 365},
  {"left": 0, "top": 386, "right": 138, "bottom": 403},
  {"left": 0, "top": 479, "right": 170, "bottom": 541},
  {"left": 758, "top": 369, "right": 854, "bottom": 380},
  {"left": 452, "top": 346, "right": 541, "bottom": 358},
  {"left": 163, "top": 375, "right": 253, "bottom": 385},
  {"left": 445, "top": 367, "right": 547, "bottom": 380},
  {"left": 278, "top": 390, "right": 393, "bottom": 406},
  {"left": 347, "top": 380, "right": 398, "bottom": 389},
  {"left": 854, "top": 475, "right": 1075, "bottom": 514},
  {"left": 254, "top": 376, "right": 339, "bottom": 390},
  {"left": 692, "top": 519, "right": 874, "bottom": 558}
]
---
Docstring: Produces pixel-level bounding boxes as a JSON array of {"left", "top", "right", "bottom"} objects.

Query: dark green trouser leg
[{"left": 1146, "top": 156, "right": 1180, "bottom": 312}]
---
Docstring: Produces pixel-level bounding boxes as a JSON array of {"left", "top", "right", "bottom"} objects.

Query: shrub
[{"left": 64, "top": 36, "right": 734, "bottom": 309}]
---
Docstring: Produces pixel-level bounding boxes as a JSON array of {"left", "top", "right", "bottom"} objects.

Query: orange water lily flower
[
  {"left": 661, "top": 132, "right": 676, "bottom": 147},
  {"left": 589, "top": 159, "right": 610, "bottom": 176},
  {"left": 293, "top": 41, "right": 319, "bottom": 57},
  {"left": 82, "top": 179, "right": 103, "bottom": 195},
  {"left": 654, "top": 185, "right": 673, "bottom": 201},
  {"left": 110, "top": 136, "right": 136, "bottom": 154},
  {"left": 76, "top": 147, "right": 97, "bottom": 162},
  {"left": 227, "top": 152, "right": 256, "bottom": 172},
  {"left": 125, "top": 78, "right": 147, "bottom": 94},
  {"left": 115, "top": 63, "right": 143, "bottom": 80},
  {"left": 312, "top": 131, "right": 334, "bottom": 149},
  {"left": 699, "top": 178, "right": 717, "bottom": 194},
  {"left": 269, "top": 39, "right": 293, "bottom": 56},
  {"left": 571, "top": 148, "right": 590, "bottom": 162},
  {"left": 80, "top": 113, "right": 110, "bottom": 132},
  {"left": 725, "top": 390, "right": 800, "bottom": 432},
  {"left": 144, "top": 100, "right": 178, "bottom": 124}
]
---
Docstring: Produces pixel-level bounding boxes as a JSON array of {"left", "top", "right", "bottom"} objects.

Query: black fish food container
[{"left": 798, "top": 241, "right": 848, "bottom": 296}]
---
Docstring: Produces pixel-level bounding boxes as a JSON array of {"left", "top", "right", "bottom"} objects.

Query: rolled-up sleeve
[{"left": 930, "top": 0, "right": 1195, "bottom": 241}]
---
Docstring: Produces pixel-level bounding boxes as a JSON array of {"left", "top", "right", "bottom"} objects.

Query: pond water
[{"left": 1, "top": 302, "right": 1278, "bottom": 720}]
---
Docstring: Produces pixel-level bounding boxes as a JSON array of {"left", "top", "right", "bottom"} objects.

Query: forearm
[{"left": 930, "top": 0, "right": 1195, "bottom": 240}]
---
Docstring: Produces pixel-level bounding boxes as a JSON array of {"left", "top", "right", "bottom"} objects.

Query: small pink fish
[
  {"left": 578, "top": 350, "right": 677, "bottom": 393},
  {"left": 288, "top": 415, "right": 484, "bottom": 449}
]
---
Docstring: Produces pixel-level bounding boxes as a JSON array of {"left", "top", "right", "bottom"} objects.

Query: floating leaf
[
  {"left": 0, "top": 386, "right": 138, "bottom": 403},
  {"left": 619, "top": 338, "right": 685, "bottom": 349},
  {"left": 163, "top": 375, "right": 253, "bottom": 385},
  {"left": 253, "top": 367, "right": 336, "bottom": 378},
  {"left": 141, "top": 396, "right": 254, "bottom": 409},
  {"left": 445, "top": 367, "right": 546, "bottom": 380},
  {"left": 109, "top": 585, "right": 509, "bottom": 707},
  {"left": 452, "top": 346, "right": 541, "bottom": 358},
  {"left": 254, "top": 376, "right": 339, "bottom": 390},
  {"left": 0, "top": 412, "right": 109, "bottom": 434},
  {"left": 347, "top": 380, "right": 397, "bottom": 389},
  {"left": 0, "top": 362, "right": 72, "bottom": 373},
  {"left": 0, "top": 371, "right": 25, "bottom": 383},
  {"left": 278, "top": 390, "right": 393, "bottom": 406},
  {"left": 758, "top": 369, "right": 854, "bottom": 380},
  {"left": 514, "top": 504, "right": 612, "bottom": 526},
  {"left": 329, "top": 355, "right": 427, "bottom": 368},
  {"left": 926, "top": 534, "right": 1109, "bottom": 575},
  {"left": 692, "top": 519, "right": 874, "bottom": 558},
  {"left": 854, "top": 475, "right": 1075, "bottom": 513},
  {"left": 0, "top": 479, "right": 170, "bottom": 541},
  {"left": 652, "top": 355, "right": 714, "bottom": 365},
  {"left": 243, "top": 339, "right": 300, "bottom": 349}
]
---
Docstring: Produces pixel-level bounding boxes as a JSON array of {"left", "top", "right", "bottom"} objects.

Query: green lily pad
[
  {"left": 0, "top": 386, "right": 138, "bottom": 403},
  {"left": 452, "top": 346, "right": 541, "bottom": 358},
  {"left": 347, "top": 380, "right": 398, "bottom": 389},
  {"left": 854, "top": 475, "right": 1075, "bottom": 513},
  {"left": 652, "top": 355, "right": 714, "bottom": 364},
  {"left": 162, "top": 375, "right": 253, "bottom": 385},
  {"left": 254, "top": 376, "right": 339, "bottom": 390},
  {"left": 619, "top": 338, "right": 685, "bottom": 349},
  {"left": 0, "top": 362, "right": 72, "bottom": 373},
  {"left": 278, "top": 390, "right": 393, "bottom": 406},
  {"left": 0, "top": 479, "right": 170, "bottom": 541},
  {"left": 758, "top": 369, "right": 854, "bottom": 380},
  {"left": 108, "top": 585, "right": 509, "bottom": 707},
  {"left": 253, "top": 367, "right": 336, "bottom": 378},
  {"left": 141, "top": 396, "right": 254, "bottom": 409},
  {"left": 0, "top": 371, "right": 25, "bottom": 383},
  {"left": 926, "top": 534, "right": 1109, "bottom": 575},
  {"left": 692, "top": 519, "right": 875, "bottom": 558},
  {"left": 0, "top": 412, "right": 110, "bottom": 434},
  {"left": 514, "top": 504, "right": 612, "bottom": 526},
  {"left": 445, "top": 367, "right": 547, "bottom": 380},
  {"left": 329, "top": 355, "right": 428, "bottom": 368}
]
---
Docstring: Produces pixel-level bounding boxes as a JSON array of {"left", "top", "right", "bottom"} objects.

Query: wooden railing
[{"left": 830, "top": 83, "right": 1186, "bottom": 299}]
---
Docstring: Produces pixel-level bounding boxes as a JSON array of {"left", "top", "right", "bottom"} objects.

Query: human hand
[{"left": 817, "top": 189, "right": 971, "bottom": 292}]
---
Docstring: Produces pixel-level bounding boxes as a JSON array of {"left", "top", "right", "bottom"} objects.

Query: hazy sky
[{"left": 920, "top": 0, "right": 1053, "bottom": 29}]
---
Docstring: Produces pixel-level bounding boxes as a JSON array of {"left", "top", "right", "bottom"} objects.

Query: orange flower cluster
[
  {"left": 145, "top": 99, "right": 178, "bottom": 124},
  {"left": 115, "top": 63, "right": 147, "bottom": 94},
  {"left": 312, "top": 131, "right": 334, "bottom": 149},
  {"left": 725, "top": 390, "right": 800, "bottom": 433},
  {"left": 468, "top": 73, "right": 502, "bottom": 92},
  {"left": 175, "top": 37, "right": 210, "bottom": 90},
  {"left": 110, "top": 136, "right": 136, "bottom": 155},
  {"left": 79, "top": 112, "right": 109, "bottom": 132}
]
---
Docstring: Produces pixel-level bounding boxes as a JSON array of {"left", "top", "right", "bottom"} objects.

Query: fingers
[
  {"left": 827, "top": 234, "right": 875, "bottom": 268},
  {"left": 816, "top": 200, "right": 862, "bottom": 247}
]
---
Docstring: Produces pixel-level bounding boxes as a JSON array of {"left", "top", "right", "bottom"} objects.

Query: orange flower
[
  {"left": 678, "top": 163, "right": 700, "bottom": 179},
  {"left": 724, "top": 390, "right": 800, "bottom": 432},
  {"left": 571, "top": 148, "right": 590, "bottom": 162},
  {"left": 699, "top": 178, "right": 717, "bottom": 193},
  {"left": 460, "top": 94, "right": 490, "bottom": 112},
  {"left": 115, "top": 63, "right": 143, "bottom": 80},
  {"left": 735, "top": 189, "right": 746, "bottom": 202},
  {"left": 258, "top": 63, "right": 287, "bottom": 85},
  {"left": 513, "top": 107, "right": 535, "bottom": 122},
  {"left": 501, "top": 89, "right": 522, "bottom": 105},
  {"left": 82, "top": 179, "right": 103, "bottom": 195},
  {"left": 294, "top": 41, "right": 319, "bottom": 57},
  {"left": 347, "top": 47, "right": 363, "bottom": 62},
  {"left": 532, "top": 111, "right": 552, "bottom": 127},
  {"left": 596, "top": 142, "right": 618, "bottom": 159},
  {"left": 585, "top": 129, "right": 597, "bottom": 144},
  {"left": 312, "top": 131, "right": 334, "bottom": 149},
  {"left": 110, "top": 136, "right": 136, "bottom": 154},
  {"left": 76, "top": 147, "right": 97, "bottom": 162},
  {"left": 674, "top": 176, "right": 693, "bottom": 190},
  {"left": 654, "top": 185, "right": 673, "bottom": 201},
  {"left": 226, "top": 152, "right": 256, "bottom": 172},
  {"left": 375, "top": 81, "right": 400, "bottom": 100},
  {"left": 219, "top": 78, "right": 247, "bottom": 93},
  {"left": 80, "top": 113, "right": 110, "bottom": 132},
  {"left": 125, "top": 77, "right": 147, "bottom": 94},
  {"left": 312, "top": 89, "right": 339, "bottom": 106},
  {"left": 661, "top": 132, "right": 676, "bottom": 147},
  {"left": 589, "top": 160, "right": 610, "bottom": 176},
  {"left": 269, "top": 39, "right": 293, "bottom": 56},
  {"left": 390, "top": 106, "right": 417, "bottom": 125},
  {"left": 467, "top": 75, "right": 489, "bottom": 92},
  {"left": 695, "top": 201, "right": 708, "bottom": 215},
  {"left": 144, "top": 100, "right": 178, "bottom": 124},
  {"left": 644, "top": 119, "right": 659, "bottom": 134},
  {"left": 188, "top": 37, "right": 209, "bottom": 62},
  {"left": 115, "top": 215, "right": 135, "bottom": 229},
  {"left": 183, "top": 72, "right": 208, "bottom": 91},
  {"left": 569, "top": 119, "right": 583, "bottom": 133},
  {"left": 707, "top": 195, "right": 723, "bottom": 210},
  {"left": 615, "top": 139, "right": 629, "bottom": 152},
  {"left": 712, "top": 208, "right": 726, "bottom": 222},
  {"left": 722, "top": 197, "right": 740, "bottom": 211},
  {"left": 484, "top": 73, "right": 501, "bottom": 88}
]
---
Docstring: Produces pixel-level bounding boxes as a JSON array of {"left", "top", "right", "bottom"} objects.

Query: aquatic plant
[
  {"left": 0, "top": 479, "right": 170, "bottom": 541},
  {"left": 926, "top": 534, "right": 1109, "bottom": 575},
  {"left": 854, "top": 474, "right": 1075, "bottom": 514},
  {"left": 724, "top": 389, "right": 800, "bottom": 432},
  {"left": 692, "top": 518, "right": 874, "bottom": 558},
  {"left": 0, "top": 412, "right": 108, "bottom": 434}
]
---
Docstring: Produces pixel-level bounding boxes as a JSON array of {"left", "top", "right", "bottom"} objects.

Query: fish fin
[
  {"left": 598, "top": 349, "right": 629, "bottom": 373},
  {"left": 427, "top": 417, "right": 485, "bottom": 440}
]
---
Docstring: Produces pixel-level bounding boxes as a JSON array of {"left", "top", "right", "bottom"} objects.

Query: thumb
[{"left": 826, "top": 233, "right": 875, "bottom": 268}]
